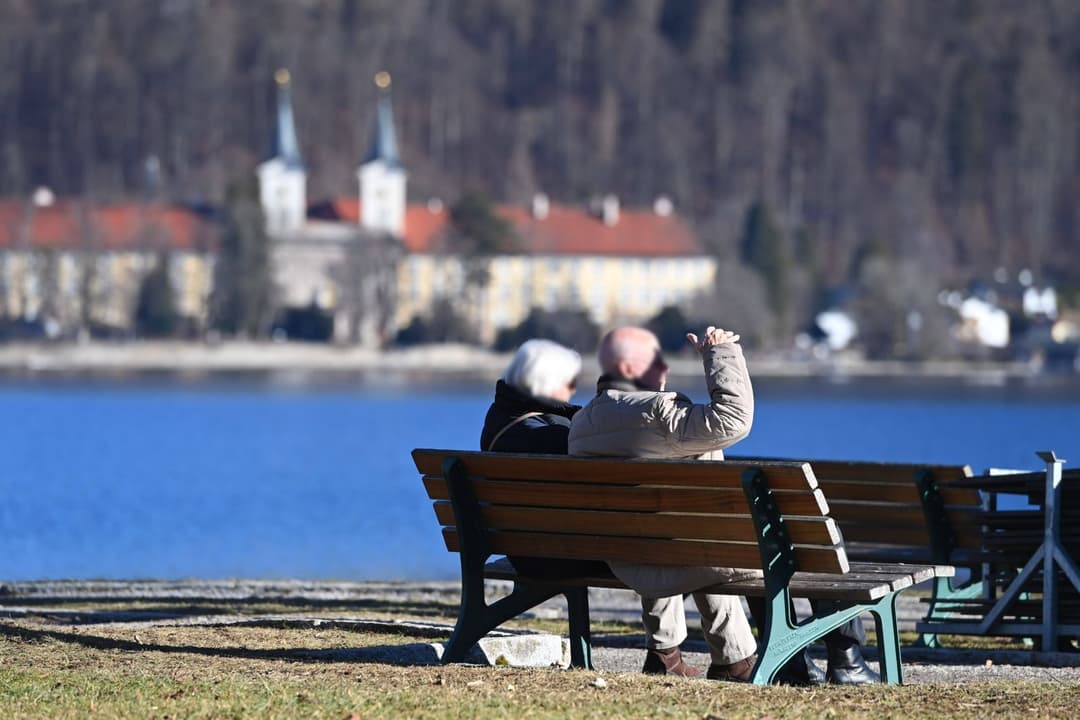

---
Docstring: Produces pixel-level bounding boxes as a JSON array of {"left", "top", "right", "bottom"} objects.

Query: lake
[{"left": 3, "top": 371, "right": 1078, "bottom": 582}]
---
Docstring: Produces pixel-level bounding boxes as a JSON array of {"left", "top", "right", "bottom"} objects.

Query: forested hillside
[{"left": 3, "top": 0, "right": 1078, "bottom": 312}]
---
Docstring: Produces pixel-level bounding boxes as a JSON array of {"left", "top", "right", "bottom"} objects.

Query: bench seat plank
[{"left": 482, "top": 558, "right": 946, "bottom": 602}]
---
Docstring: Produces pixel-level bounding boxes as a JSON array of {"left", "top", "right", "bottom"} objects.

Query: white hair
[{"left": 502, "top": 339, "right": 582, "bottom": 399}]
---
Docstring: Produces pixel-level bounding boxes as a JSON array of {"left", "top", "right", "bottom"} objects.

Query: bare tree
[{"left": 332, "top": 230, "right": 403, "bottom": 347}]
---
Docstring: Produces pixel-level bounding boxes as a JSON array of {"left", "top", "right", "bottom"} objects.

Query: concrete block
[{"left": 427, "top": 633, "right": 569, "bottom": 668}]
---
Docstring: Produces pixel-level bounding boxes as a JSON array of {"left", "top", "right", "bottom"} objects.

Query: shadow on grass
[
  {"left": 0, "top": 621, "right": 454, "bottom": 667},
  {"left": 2, "top": 597, "right": 461, "bottom": 625}
]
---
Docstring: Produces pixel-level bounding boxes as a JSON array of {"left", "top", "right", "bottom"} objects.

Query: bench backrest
[
  {"left": 412, "top": 449, "right": 850, "bottom": 574},
  {"left": 729, "top": 456, "right": 979, "bottom": 555},
  {"left": 805, "top": 460, "right": 979, "bottom": 549},
  {"left": 948, "top": 467, "right": 1080, "bottom": 562}
]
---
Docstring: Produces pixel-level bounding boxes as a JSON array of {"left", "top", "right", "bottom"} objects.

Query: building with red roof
[
  {"left": 0, "top": 191, "right": 216, "bottom": 336},
  {"left": 1, "top": 71, "right": 717, "bottom": 345},
  {"left": 267, "top": 72, "right": 716, "bottom": 345},
  {"left": 308, "top": 191, "right": 715, "bottom": 343}
]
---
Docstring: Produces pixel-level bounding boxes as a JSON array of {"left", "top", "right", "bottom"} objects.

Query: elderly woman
[
  {"left": 480, "top": 338, "right": 582, "bottom": 454},
  {"left": 480, "top": 338, "right": 605, "bottom": 578}
]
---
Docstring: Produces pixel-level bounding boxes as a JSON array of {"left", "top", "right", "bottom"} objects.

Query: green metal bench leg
[
  {"left": 750, "top": 592, "right": 885, "bottom": 685},
  {"left": 742, "top": 467, "right": 906, "bottom": 684},
  {"left": 913, "top": 467, "right": 984, "bottom": 649},
  {"left": 748, "top": 589, "right": 801, "bottom": 684},
  {"left": 914, "top": 576, "right": 985, "bottom": 648},
  {"left": 868, "top": 593, "right": 903, "bottom": 685},
  {"left": 444, "top": 581, "right": 561, "bottom": 663},
  {"left": 441, "top": 455, "right": 566, "bottom": 664},
  {"left": 564, "top": 587, "right": 593, "bottom": 669}
]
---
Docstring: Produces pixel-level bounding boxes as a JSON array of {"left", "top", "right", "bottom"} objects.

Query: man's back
[
  {"left": 569, "top": 342, "right": 754, "bottom": 460},
  {"left": 563, "top": 325, "right": 761, "bottom": 681}
]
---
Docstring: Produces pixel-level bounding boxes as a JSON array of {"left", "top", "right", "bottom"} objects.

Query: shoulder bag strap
[{"left": 487, "top": 412, "right": 545, "bottom": 451}]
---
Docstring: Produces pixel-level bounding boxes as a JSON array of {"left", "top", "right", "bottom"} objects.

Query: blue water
[{"left": 3, "top": 373, "right": 1078, "bottom": 582}]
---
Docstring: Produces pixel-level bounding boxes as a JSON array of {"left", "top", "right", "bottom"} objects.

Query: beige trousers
[{"left": 608, "top": 562, "right": 760, "bottom": 665}]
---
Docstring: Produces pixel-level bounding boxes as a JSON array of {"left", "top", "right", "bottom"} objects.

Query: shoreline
[{"left": 0, "top": 340, "right": 1049, "bottom": 381}]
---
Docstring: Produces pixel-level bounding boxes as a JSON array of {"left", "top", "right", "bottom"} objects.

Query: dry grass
[{"left": 1, "top": 598, "right": 1078, "bottom": 719}]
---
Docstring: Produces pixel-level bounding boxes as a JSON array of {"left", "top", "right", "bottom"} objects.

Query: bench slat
[
  {"left": 811, "top": 462, "right": 972, "bottom": 483},
  {"left": 839, "top": 522, "right": 983, "bottom": 550},
  {"left": 413, "top": 449, "right": 818, "bottom": 491},
  {"left": 815, "top": 479, "right": 979, "bottom": 507},
  {"left": 441, "top": 528, "right": 850, "bottom": 574},
  {"left": 842, "top": 561, "right": 952, "bottom": 582},
  {"left": 833, "top": 523, "right": 931, "bottom": 546},
  {"left": 432, "top": 502, "right": 842, "bottom": 546},
  {"left": 481, "top": 558, "right": 945, "bottom": 603},
  {"left": 424, "top": 476, "right": 829, "bottom": 516},
  {"left": 813, "top": 480, "right": 922, "bottom": 503},
  {"left": 825, "top": 507, "right": 989, "bottom": 539},
  {"left": 728, "top": 455, "right": 974, "bottom": 493},
  {"left": 827, "top": 501, "right": 978, "bottom": 527}
]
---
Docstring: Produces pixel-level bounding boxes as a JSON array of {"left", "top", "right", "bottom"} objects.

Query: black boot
[
  {"left": 773, "top": 649, "right": 826, "bottom": 686},
  {"left": 826, "top": 641, "right": 880, "bottom": 685}
]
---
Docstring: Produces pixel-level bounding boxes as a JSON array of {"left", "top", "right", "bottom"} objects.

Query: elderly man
[
  {"left": 568, "top": 325, "right": 758, "bottom": 681},
  {"left": 568, "top": 325, "right": 879, "bottom": 685}
]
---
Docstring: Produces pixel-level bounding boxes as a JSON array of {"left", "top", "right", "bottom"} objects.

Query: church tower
[
  {"left": 358, "top": 71, "right": 406, "bottom": 236},
  {"left": 257, "top": 69, "right": 307, "bottom": 235}
]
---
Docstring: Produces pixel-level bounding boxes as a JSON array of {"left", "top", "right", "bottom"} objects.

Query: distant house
[
  {"left": 942, "top": 272, "right": 1061, "bottom": 353},
  {"left": 0, "top": 193, "right": 216, "bottom": 337}
]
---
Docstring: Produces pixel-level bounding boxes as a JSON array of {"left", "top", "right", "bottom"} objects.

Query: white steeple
[
  {"left": 257, "top": 68, "right": 307, "bottom": 235},
  {"left": 358, "top": 71, "right": 406, "bottom": 237}
]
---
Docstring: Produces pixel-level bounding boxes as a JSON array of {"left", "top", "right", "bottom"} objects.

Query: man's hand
[{"left": 686, "top": 325, "right": 741, "bottom": 354}]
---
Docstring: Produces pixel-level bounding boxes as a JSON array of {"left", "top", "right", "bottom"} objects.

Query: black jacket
[
  {"left": 479, "top": 380, "right": 606, "bottom": 579},
  {"left": 479, "top": 380, "right": 580, "bottom": 453}
]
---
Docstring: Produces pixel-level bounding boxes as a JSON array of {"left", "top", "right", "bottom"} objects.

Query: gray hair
[{"left": 502, "top": 339, "right": 582, "bottom": 399}]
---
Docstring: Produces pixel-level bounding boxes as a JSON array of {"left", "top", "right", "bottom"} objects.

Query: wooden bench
[
  {"left": 728, "top": 455, "right": 982, "bottom": 647},
  {"left": 412, "top": 448, "right": 954, "bottom": 684},
  {"left": 924, "top": 452, "right": 1080, "bottom": 649},
  {"left": 730, "top": 453, "right": 1080, "bottom": 650}
]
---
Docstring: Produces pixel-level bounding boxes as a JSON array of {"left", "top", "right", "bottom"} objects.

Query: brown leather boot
[
  {"left": 642, "top": 647, "right": 700, "bottom": 677},
  {"left": 706, "top": 653, "right": 758, "bottom": 682}
]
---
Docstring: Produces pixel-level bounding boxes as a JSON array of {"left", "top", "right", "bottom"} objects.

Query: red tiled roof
[
  {"left": 501, "top": 205, "right": 701, "bottom": 257},
  {"left": 323, "top": 198, "right": 449, "bottom": 252},
  {"left": 0, "top": 199, "right": 217, "bottom": 251},
  {"left": 1, "top": 195, "right": 701, "bottom": 257},
  {"left": 322, "top": 197, "right": 703, "bottom": 256}
]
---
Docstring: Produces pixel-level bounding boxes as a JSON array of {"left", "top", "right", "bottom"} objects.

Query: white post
[{"left": 1035, "top": 450, "right": 1064, "bottom": 651}]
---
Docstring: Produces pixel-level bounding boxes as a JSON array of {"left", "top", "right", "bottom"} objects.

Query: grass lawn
[{"left": 2, "top": 596, "right": 1078, "bottom": 719}]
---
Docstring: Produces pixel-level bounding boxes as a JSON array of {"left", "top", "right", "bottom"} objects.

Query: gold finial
[
  {"left": 374, "top": 70, "right": 391, "bottom": 89},
  {"left": 275, "top": 68, "right": 291, "bottom": 86}
]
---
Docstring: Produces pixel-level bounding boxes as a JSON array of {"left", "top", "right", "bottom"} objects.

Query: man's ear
[{"left": 616, "top": 359, "right": 637, "bottom": 379}]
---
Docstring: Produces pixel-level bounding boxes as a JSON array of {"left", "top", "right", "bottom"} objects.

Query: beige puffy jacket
[{"left": 567, "top": 342, "right": 753, "bottom": 460}]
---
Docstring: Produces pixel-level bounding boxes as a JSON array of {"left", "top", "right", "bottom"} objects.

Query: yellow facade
[
  {"left": 395, "top": 253, "right": 717, "bottom": 344},
  {"left": 0, "top": 248, "right": 213, "bottom": 335}
]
